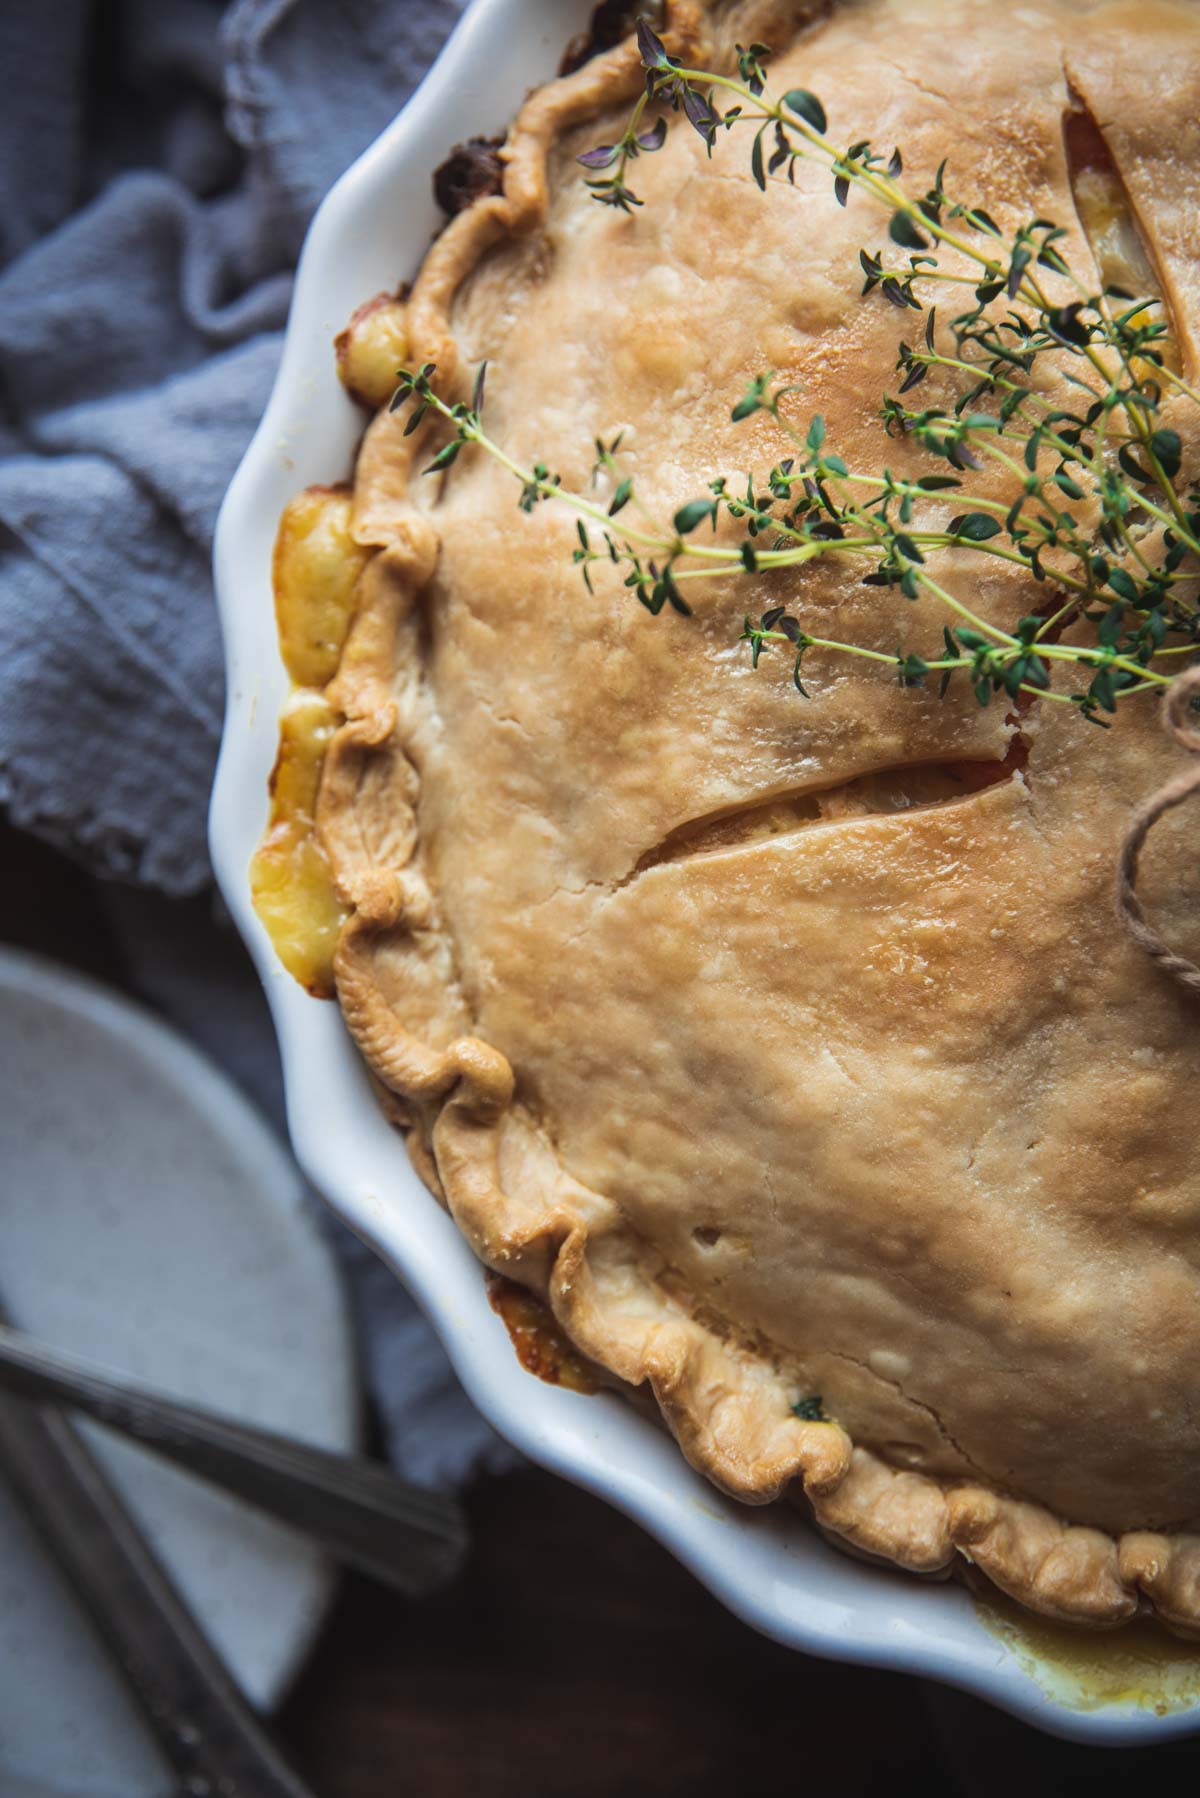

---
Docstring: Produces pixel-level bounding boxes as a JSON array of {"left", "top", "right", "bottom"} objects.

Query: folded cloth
[
  {"left": 0, "top": 0, "right": 464, "bottom": 890},
  {"left": 0, "top": 0, "right": 515, "bottom": 1489}
]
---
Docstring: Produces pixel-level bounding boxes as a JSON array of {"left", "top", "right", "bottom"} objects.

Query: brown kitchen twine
[{"left": 1115, "top": 660, "right": 1200, "bottom": 996}]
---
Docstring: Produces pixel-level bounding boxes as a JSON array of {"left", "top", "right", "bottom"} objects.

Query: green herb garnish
[
  {"left": 392, "top": 21, "right": 1199, "bottom": 728},
  {"left": 792, "top": 1395, "right": 828, "bottom": 1422}
]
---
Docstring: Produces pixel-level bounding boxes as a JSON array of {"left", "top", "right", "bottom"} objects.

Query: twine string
[{"left": 1115, "top": 662, "right": 1200, "bottom": 998}]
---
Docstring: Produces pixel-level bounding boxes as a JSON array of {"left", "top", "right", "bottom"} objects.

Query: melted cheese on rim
[
  {"left": 273, "top": 485, "right": 371, "bottom": 690},
  {"left": 250, "top": 692, "right": 347, "bottom": 997},
  {"left": 335, "top": 292, "right": 410, "bottom": 412},
  {"left": 252, "top": 485, "right": 369, "bottom": 996}
]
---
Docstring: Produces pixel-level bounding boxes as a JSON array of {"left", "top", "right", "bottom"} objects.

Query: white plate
[
  {"left": 0, "top": 948, "right": 358, "bottom": 1798},
  {"left": 209, "top": 0, "right": 1200, "bottom": 1745}
]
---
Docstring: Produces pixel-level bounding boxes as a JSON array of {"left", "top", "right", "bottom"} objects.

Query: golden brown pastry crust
[{"left": 309, "top": 0, "right": 1200, "bottom": 1630}]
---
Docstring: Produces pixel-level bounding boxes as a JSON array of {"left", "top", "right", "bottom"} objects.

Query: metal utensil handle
[
  {"left": 0, "top": 1391, "right": 316, "bottom": 1798},
  {"left": 0, "top": 1323, "right": 468, "bottom": 1596}
]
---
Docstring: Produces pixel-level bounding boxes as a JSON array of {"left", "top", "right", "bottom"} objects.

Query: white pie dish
[{"left": 209, "top": 0, "right": 1200, "bottom": 1745}]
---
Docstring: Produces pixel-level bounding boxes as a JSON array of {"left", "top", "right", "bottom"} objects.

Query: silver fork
[
  {"left": 0, "top": 1318, "right": 469, "bottom": 1796},
  {"left": 0, "top": 1320, "right": 469, "bottom": 1595},
  {"left": 0, "top": 1386, "right": 318, "bottom": 1797}
]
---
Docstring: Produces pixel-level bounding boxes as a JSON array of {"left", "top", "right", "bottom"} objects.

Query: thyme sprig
[
  {"left": 575, "top": 89, "right": 667, "bottom": 213},
  {"left": 390, "top": 21, "right": 1198, "bottom": 727}
]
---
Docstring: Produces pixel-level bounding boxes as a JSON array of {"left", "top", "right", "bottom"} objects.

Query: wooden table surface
[{"left": 4, "top": 814, "right": 1199, "bottom": 1796}]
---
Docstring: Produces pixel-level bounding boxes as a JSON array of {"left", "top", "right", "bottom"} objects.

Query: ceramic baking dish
[{"left": 210, "top": 0, "right": 1200, "bottom": 1743}]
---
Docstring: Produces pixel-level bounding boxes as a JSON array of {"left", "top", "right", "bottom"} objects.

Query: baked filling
[{"left": 256, "top": 0, "right": 1200, "bottom": 1636}]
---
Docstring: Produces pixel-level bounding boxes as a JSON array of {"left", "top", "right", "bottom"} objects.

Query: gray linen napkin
[{"left": 0, "top": 0, "right": 515, "bottom": 1489}]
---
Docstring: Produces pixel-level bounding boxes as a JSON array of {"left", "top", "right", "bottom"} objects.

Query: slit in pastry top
[
  {"left": 1062, "top": 88, "right": 1179, "bottom": 372},
  {"left": 627, "top": 738, "right": 1029, "bottom": 879}
]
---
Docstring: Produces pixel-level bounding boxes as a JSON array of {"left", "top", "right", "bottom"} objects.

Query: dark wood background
[{"left": 4, "top": 814, "right": 1199, "bottom": 1796}]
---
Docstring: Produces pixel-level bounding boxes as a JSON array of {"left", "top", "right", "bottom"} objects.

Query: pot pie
[{"left": 253, "top": 0, "right": 1200, "bottom": 1631}]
